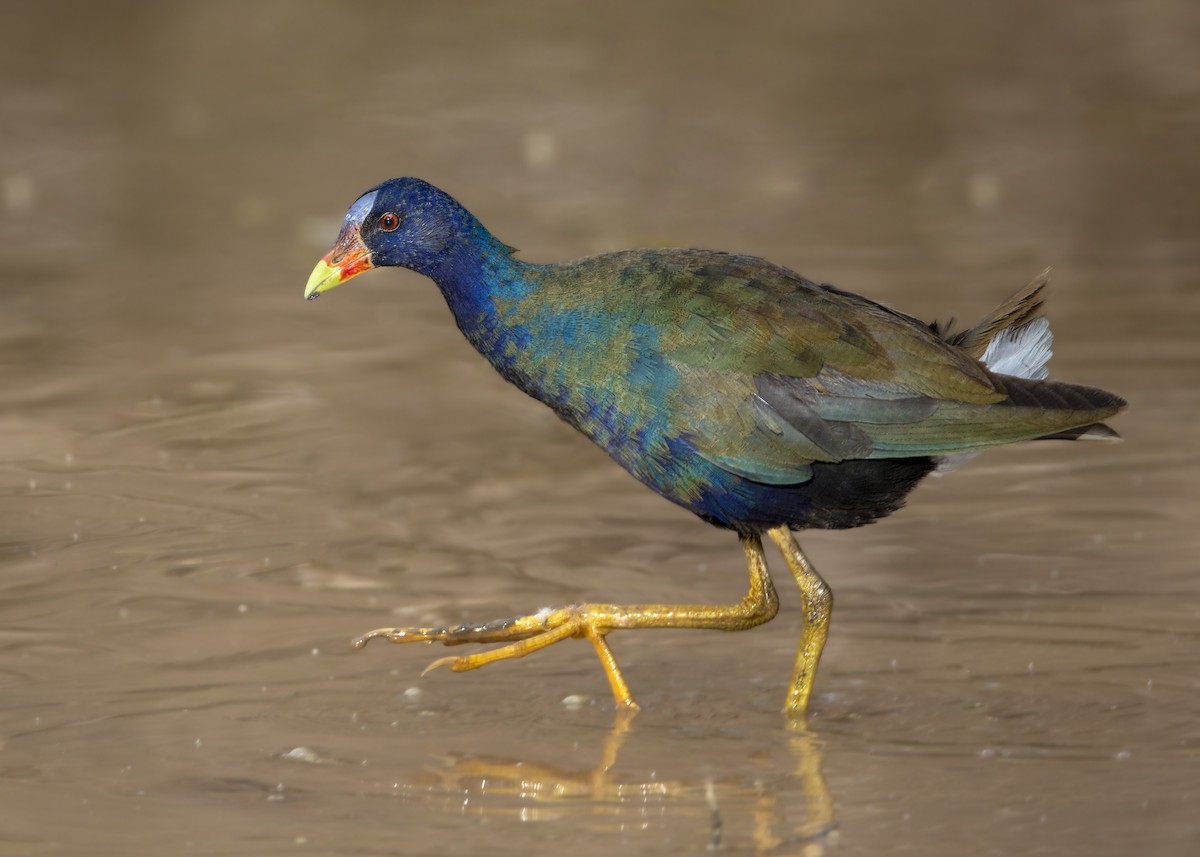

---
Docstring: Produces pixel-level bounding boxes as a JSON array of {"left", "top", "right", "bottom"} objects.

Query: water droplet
[{"left": 561, "top": 694, "right": 591, "bottom": 710}]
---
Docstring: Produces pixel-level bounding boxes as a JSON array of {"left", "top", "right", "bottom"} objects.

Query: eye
[{"left": 378, "top": 211, "right": 401, "bottom": 232}]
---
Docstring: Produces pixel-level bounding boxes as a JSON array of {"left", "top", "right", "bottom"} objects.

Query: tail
[
  {"left": 934, "top": 268, "right": 1051, "bottom": 362},
  {"left": 934, "top": 270, "right": 1125, "bottom": 472}
]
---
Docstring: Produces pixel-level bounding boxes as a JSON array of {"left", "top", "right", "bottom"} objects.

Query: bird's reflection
[{"left": 401, "top": 709, "right": 837, "bottom": 855}]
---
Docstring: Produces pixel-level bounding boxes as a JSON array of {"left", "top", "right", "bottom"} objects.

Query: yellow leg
[
  {"left": 354, "top": 532, "right": 780, "bottom": 709},
  {"left": 766, "top": 526, "right": 833, "bottom": 717}
]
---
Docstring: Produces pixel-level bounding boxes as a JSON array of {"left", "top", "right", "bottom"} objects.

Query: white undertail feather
[{"left": 978, "top": 316, "right": 1053, "bottom": 380}]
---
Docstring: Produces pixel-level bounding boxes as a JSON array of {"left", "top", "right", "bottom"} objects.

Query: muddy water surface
[{"left": 2, "top": 3, "right": 1199, "bottom": 855}]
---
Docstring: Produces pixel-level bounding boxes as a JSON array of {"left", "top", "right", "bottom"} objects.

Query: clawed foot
[
  {"left": 351, "top": 606, "right": 583, "bottom": 672},
  {"left": 353, "top": 605, "right": 639, "bottom": 708}
]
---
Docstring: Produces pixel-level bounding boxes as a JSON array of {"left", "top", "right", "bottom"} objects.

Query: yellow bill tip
[{"left": 304, "top": 259, "right": 343, "bottom": 300}]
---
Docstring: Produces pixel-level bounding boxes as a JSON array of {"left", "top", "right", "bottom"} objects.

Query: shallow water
[{"left": 2, "top": 2, "right": 1199, "bottom": 855}]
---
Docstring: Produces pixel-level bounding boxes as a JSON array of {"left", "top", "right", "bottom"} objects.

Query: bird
[{"left": 304, "top": 177, "right": 1125, "bottom": 716}]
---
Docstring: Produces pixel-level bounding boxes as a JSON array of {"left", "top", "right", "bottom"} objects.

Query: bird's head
[{"left": 304, "top": 177, "right": 474, "bottom": 300}]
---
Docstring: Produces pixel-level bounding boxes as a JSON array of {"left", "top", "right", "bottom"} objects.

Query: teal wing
[{"left": 586, "top": 252, "right": 1125, "bottom": 483}]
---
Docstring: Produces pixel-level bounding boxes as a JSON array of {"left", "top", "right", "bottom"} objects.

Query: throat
[{"left": 428, "top": 230, "right": 540, "bottom": 363}]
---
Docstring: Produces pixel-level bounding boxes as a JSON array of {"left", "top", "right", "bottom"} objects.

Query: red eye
[{"left": 378, "top": 212, "right": 400, "bottom": 231}]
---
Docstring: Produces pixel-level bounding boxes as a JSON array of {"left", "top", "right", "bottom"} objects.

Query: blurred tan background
[{"left": 2, "top": 2, "right": 1198, "bottom": 855}]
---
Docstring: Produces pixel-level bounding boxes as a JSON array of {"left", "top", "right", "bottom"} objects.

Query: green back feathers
[{"left": 508, "top": 251, "right": 1123, "bottom": 487}]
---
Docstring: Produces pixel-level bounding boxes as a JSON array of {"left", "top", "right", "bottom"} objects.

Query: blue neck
[{"left": 425, "top": 221, "right": 539, "bottom": 365}]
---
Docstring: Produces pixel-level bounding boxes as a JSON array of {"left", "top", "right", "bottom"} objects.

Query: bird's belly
[{"left": 579, "top": 419, "right": 936, "bottom": 532}]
